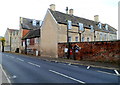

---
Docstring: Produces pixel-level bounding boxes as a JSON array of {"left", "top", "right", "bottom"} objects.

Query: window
[
  {"left": 98, "top": 23, "right": 102, "bottom": 29},
  {"left": 79, "top": 23, "right": 84, "bottom": 31},
  {"left": 110, "top": 35, "right": 113, "bottom": 40},
  {"left": 39, "top": 21, "right": 42, "bottom": 26},
  {"left": 100, "top": 34, "right": 102, "bottom": 41},
  {"left": 75, "top": 37, "right": 78, "bottom": 42},
  {"left": 82, "top": 37, "right": 84, "bottom": 42},
  {"left": 68, "top": 36, "right": 72, "bottom": 42},
  {"left": 105, "top": 24, "right": 108, "bottom": 30},
  {"left": 68, "top": 20, "right": 72, "bottom": 29},
  {"left": 27, "top": 39, "right": 30, "bottom": 45},
  {"left": 23, "top": 41, "right": 25, "bottom": 47},
  {"left": 90, "top": 25, "right": 94, "bottom": 32},
  {"left": 87, "top": 38, "right": 89, "bottom": 42},
  {"left": 32, "top": 20, "right": 36, "bottom": 26},
  {"left": 35, "top": 38, "right": 39, "bottom": 44},
  {"left": 104, "top": 34, "right": 107, "bottom": 41}
]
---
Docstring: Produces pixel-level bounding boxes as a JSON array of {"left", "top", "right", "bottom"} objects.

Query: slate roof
[
  {"left": 49, "top": 9, "right": 117, "bottom": 34},
  {"left": 20, "top": 17, "right": 41, "bottom": 30},
  {"left": 22, "top": 29, "right": 40, "bottom": 39}
]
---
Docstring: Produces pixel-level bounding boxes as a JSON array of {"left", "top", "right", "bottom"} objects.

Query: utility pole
[{"left": 67, "top": 20, "right": 69, "bottom": 59}]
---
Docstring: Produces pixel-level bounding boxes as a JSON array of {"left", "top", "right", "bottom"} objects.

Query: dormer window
[
  {"left": 39, "top": 20, "right": 42, "bottom": 26},
  {"left": 32, "top": 20, "right": 36, "bottom": 26},
  {"left": 90, "top": 25, "right": 94, "bottom": 32},
  {"left": 98, "top": 23, "right": 102, "bottom": 29},
  {"left": 78, "top": 23, "right": 84, "bottom": 31},
  {"left": 105, "top": 24, "right": 108, "bottom": 30},
  {"left": 68, "top": 20, "right": 72, "bottom": 30}
]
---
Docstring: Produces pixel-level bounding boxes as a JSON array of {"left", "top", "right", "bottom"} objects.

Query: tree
[{"left": 0, "top": 37, "right": 5, "bottom": 52}]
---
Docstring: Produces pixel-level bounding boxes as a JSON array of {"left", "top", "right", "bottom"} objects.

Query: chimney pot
[{"left": 50, "top": 4, "right": 55, "bottom": 11}]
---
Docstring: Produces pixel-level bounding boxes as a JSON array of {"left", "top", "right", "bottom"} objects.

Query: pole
[
  {"left": 94, "top": 30, "right": 96, "bottom": 41},
  {"left": 2, "top": 41, "right": 4, "bottom": 52},
  {"left": 10, "top": 34, "right": 11, "bottom": 52},
  {"left": 25, "top": 39, "right": 27, "bottom": 54},
  {"left": 67, "top": 21, "right": 69, "bottom": 59}
]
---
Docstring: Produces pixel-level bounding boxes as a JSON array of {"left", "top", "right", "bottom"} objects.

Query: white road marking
[
  {"left": 16, "top": 58, "right": 24, "bottom": 62},
  {"left": 87, "top": 66, "right": 90, "bottom": 69},
  {"left": 10, "top": 56, "right": 15, "bottom": 58},
  {"left": 114, "top": 70, "right": 120, "bottom": 75},
  {"left": 97, "top": 70, "right": 117, "bottom": 76},
  {"left": 0, "top": 64, "right": 11, "bottom": 83},
  {"left": 28, "top": 62, "right": 40, "bottom": 68},
  {"left": 49, "top": 70, "right": 85, "bottom": 84},
  {"left": 68, "top": 63, "right": 71, "bottom": 65}
]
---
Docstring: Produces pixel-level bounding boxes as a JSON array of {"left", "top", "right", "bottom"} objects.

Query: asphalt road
[{"left": 1, "top": 52, "right": 120, "bottom": 84}]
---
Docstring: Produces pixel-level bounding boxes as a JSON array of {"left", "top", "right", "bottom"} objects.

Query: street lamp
[{"left": 67, "top": 20, "right": 72, "bottom": 59}]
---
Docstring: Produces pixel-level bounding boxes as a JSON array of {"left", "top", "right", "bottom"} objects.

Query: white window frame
[
  {"left": 68, "top": 20, "right": 72, "bottom": 30},
  {"left": 27, "top": 39, "right": 30, "bottom": 45},
  {"left": 105, "top": 24, "right": 108, "bottom": 30},
  {"left": 79, "top": 23, "right": 84, "bottom": 31},
  {"left": 100, "top": 33, "right": 102, "bottom": 41},
  {"left": 90, "top": 25, "right": 94, "bottom": 32},
  {"left": 32, "top": 20, "right": 36, "bottom": 26},
  {"left": 39, "top": 20, "right": 42, "bottom": 26},
  {"left": 104, "top": 34, "right": 107, "bottom": 41},
  {"left": 98, "top": 23, "right": 102, "bottom": 29},
  {"left": 23, "top": 41, "right": 25, "bottom": 47},
  {"left": 82, "top": 37, "right": 84, "bottom": 42}
]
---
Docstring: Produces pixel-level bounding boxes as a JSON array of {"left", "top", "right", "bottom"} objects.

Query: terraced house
[
  {"left": 19, "top": 17, "right": 42, "bottom": 55},
  {"left": 40, "top": 4, "right": 117, "bottom": 58}
]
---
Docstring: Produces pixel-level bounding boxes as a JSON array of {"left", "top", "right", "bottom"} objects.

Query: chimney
[
  {"left": 69, "top": 9, "right": 73, "bottom": 15},
  {"left": 94, "top": 15, "right": 99, "bottom": 22},
  {"left": 50, "top": 4, "right": 55, "bottom": 11},
  {"left": 66, "top": 7, "right": 68, "bottom": 14}
]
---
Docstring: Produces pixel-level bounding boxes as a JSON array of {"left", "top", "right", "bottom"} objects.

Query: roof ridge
[{"left": 49, "top": 9, "right": 97, "bottom": 24}]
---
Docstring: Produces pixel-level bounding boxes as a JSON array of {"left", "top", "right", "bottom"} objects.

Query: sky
[{"left": 0, "top": 0, "right": 119, "bottom": 37}]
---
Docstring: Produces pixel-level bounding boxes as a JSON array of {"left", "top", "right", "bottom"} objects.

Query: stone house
[
  {"left": 19, "top": 17, "right": 42, "bottom": 53},
  {"left": 4, "top": 28, "right": 19, "bottom": 52},
  {"left": 22, "top": 28, "right": 40, "bottom": 56},
  {"left": 40, "top": 4, "right": 117, "bottom": 58}
]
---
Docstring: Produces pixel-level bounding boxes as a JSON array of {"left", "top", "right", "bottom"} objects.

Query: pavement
[
  {"left": 0, "top": 64, "right": 11, "bottom": 84},
  {"left": 10, "top": 52, "right": 120, "bottom": 70},
  {"left": 1, "top": 52, "right": 120, "bottom": 84},
  {"left": 0, "top": 51, "right": 11, "bottom": 85}
]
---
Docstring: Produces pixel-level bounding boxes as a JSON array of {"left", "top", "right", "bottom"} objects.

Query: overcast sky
[{"left": 0, "top": 0, "right": 119, "bottom": 37}]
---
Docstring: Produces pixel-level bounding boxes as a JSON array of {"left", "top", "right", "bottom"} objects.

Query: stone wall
[{"left": 58, "top": 40, "right": 120, "bottom": 63}]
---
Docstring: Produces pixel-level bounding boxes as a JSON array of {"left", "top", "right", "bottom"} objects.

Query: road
[{"left": 1, "top": 52, "right": 120, "bottom": 84}]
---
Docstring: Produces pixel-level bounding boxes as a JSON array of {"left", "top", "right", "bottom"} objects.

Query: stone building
[
  {"left": 4, "top": 28, "right": 19, "bottom": 52},
  {"left": 22, "top": 28, "right": 40, "bottom": 56},
  {"left": 40, "top": 4, "right": 117, "bottom": 58},
  {"left": 19, "top": 17, "right": 42, "bottom": 53}
]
